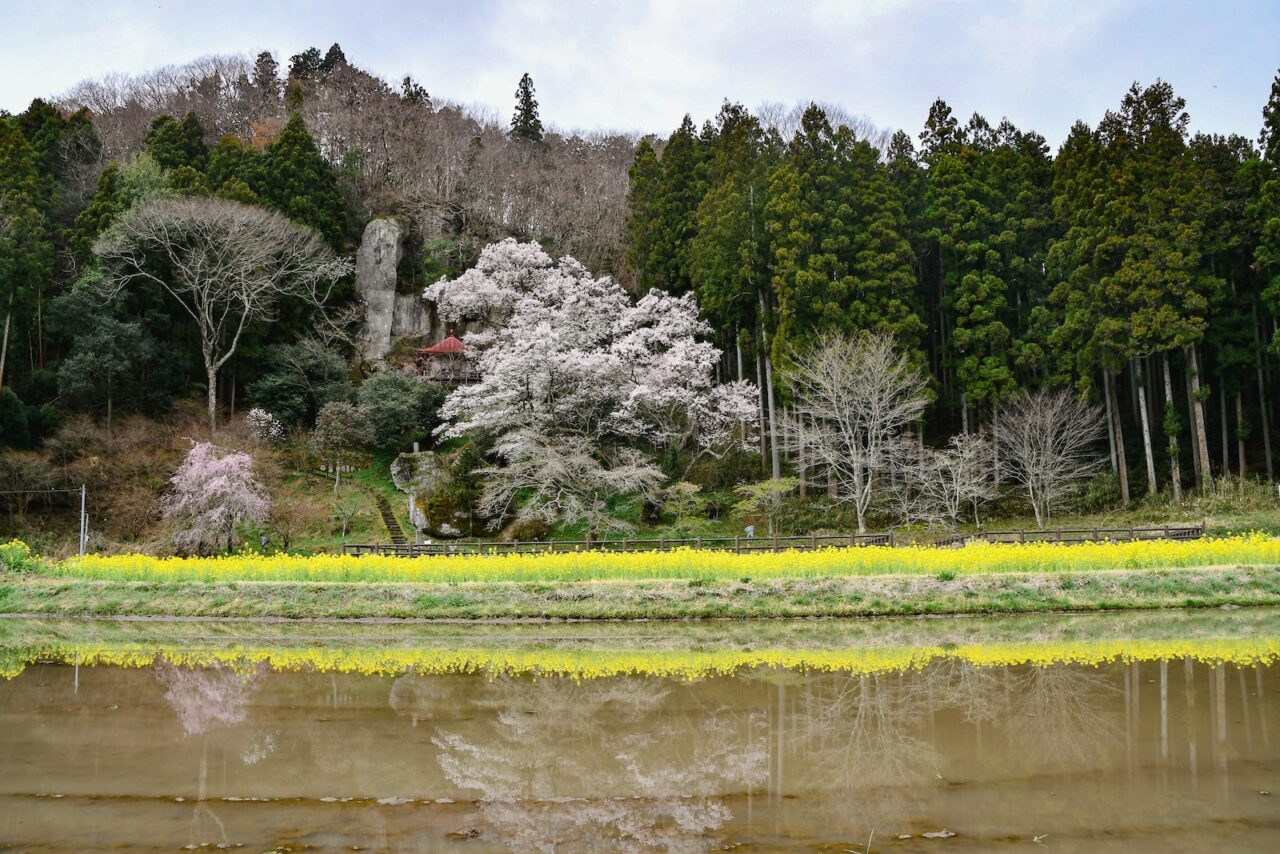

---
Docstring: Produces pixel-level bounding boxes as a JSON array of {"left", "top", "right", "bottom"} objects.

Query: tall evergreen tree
[
  {"left": 510, "top": 73, "right": 544, "bottom": 142},
  {"left": 145, "top": 112, "right": 208, "bottom": 172},
  {"left": 765, "top": 104, "right": 923, "bottom": 367},
  {"left": 0, "top": 120, "right": 53, "bottom": 397},
  {"left": 260, "top": 112, "right": 346, "bottom": 246}
]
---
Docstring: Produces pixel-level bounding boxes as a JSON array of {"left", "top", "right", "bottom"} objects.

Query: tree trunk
[
  {"left": 1253, "top": 304, "right": 1274, "bottom": 480},
  {"left": 797, "top": 413, "right": 807, "bottom": 497},
  {"left": 992, "top": 400, "right": 1001, "bottom": 486},
  {"left": 763, "top": 348, "right": 781, "bottom": 480},
  {"left": 1236, "top": 391, "right": 1247, "bottom": 481},
  {"left": 1105, "top": 370, "right": 1130, "bottom": 505},
  {"left": 1185, "top": 358, "right": 1202, "bottom": 490},
  {"left": 735, "top": 334, "right": 744, "bottom": 382},
  {"left": 1104, "top": 370, "right": 1118, "bottom": 476},
  {"left": 1219, "top": 375, "right": 1229, "bottom": 479},
  {"left": 1134, "top": 358, "right": 1157, "bottom": 496},
  {"left": 0, "top": 289, "right": 12, "bottom": 397},
  {"left": 1187, "top": 345, "right": 1212, "bottom": 492},
  {"left": 756, "top": 346, "right": 768, "bottom": 471},
  {"left": 1161, "top": 353, "right": 1182, "bottom": 503},
  {"left": 206, "top": 362, "right": 219, "bottom": 434}
]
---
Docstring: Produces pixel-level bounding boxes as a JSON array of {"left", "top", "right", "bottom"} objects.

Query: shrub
[
  {"left": 0, "top": 539, "right": 37, "bottom": 572},
  {"left": 356, "top": 369, "right": 446, "bottom": 450},
  {"left": 246, "top": 341, "right": 352, "bottom": 426}
]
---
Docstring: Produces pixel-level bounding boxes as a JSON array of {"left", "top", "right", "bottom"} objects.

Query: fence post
[
  {"left": 695, "top": 537, "right": 702, "bottom": 550},
  {"left": 811, "top": 533, "right": 817, "bottom": 550},
  {"left": 1019, "top": 530, "right": 1025, "bottom": 544},
  {"left": 889, "top": 531, "right": 895, "bottom": 548},
  {"left": 735, "top": 536, "right": 741, "bottom": 554},
  {"left": 659, "top": 536, "right": 665, "bottom": 551},
  {"left": 773, "top": 532, "right": 779, "bottom": 553}
]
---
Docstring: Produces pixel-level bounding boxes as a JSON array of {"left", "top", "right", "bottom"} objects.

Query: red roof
[{"left": 420, "top": 334, "right": 466, "bottom": 354}]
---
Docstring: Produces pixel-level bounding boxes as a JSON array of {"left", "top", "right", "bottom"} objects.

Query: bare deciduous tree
[
  {"left": 785, "top": 332, "right": 929, "bottom": 533},
  {"left": 995, "top": 388, "right": 1106, "bottom": 528},
  {"left": 94, "top": 197, "right": 351, "bottom": 431},
  {"left": 893, "top": 432, "right": 996, "bottom": 529}
]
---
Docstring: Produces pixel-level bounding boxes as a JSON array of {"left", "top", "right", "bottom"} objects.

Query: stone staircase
[{"left": 374, "top": 492, "right": 407, "bottom": 544}]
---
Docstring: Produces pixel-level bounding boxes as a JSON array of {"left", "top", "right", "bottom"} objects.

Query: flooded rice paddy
[{"left": 0, "top": 610, "right": 1277, "bottom": 852}]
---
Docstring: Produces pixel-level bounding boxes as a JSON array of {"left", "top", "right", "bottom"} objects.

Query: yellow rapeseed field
[
  {"left": 2, "top": 636, "right": 1276, "bottom": 681},
  {"left": 24, "top": 533, "right": 1280, "bottom": 584}
]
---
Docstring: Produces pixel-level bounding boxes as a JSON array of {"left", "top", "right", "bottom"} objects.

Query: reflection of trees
[
  {"left": 431, "top": 675, "right": 767, "bottom": 852},
  {"left": 1006, "top": 665, "right": 1120, "bottom": 770},
  {"left": 389, "top": 672, "right": 463, "bottom": 726},
  {"left": 155, "top": 660, "right": 265, "bottom": 736},
  {"left": 792, "top": 670, "right": 941, "bottom": 831},
  {"left": 154, "top": 660, "right": 267, "bottom": 849}
]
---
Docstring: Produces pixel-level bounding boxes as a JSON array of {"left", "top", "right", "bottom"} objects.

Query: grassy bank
[{"left": 1, "top": 565, "right": 1279, "bottom": 620}]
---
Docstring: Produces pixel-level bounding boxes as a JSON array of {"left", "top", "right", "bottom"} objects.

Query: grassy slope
[{"left": 2, "top": 565, "right": 1278, "bottom": 620}]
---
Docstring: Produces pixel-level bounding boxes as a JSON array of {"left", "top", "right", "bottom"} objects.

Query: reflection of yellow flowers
[
  {"left": 4, "top": 637, "right": 1276, "bottom": 681},
  {"left": 38, "top": 533, "right": 1280, "bottom": 583}
]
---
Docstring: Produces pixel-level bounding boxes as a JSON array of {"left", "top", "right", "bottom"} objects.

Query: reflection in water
[
  {"left": 430, "top": 676, "right": 767, "bottom": 851},
  {"left": 155, "top": 662, "right": 268, "bottom": 848},
  {"left": 0, "top": 618, "right": 1277, "bottom": 851}
]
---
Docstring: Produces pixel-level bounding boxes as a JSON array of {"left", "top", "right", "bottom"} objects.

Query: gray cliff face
[
  {"left": 355, "top": 218, "right": 405, "bottom": 362},
  {"left": 356, "top": 217, "right": 481, "bottom": 361}
]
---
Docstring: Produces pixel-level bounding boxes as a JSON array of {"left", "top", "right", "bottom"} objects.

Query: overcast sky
[{"left": 2, "top": 0, "right": 1277, "bottom": 148}]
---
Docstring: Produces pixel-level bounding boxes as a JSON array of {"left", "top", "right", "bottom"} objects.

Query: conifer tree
[
  {"left": 630, "top": 115, "right": 705, "bottom": 294},
  {"left": 765, "top": 105, "right": 923, "bottom": 368},
  {"left": 260, "top": 111, "right": 346, "bottom": 246},
  {"left": 145, "top": 111, "right": 208, "bottom": 172},
  {"left": 510, "top": 73, "right": 544, "bottom": 142},
  {"left": 624, "top": 139, "right": 662, "bottom": 285},
  {"left": 320, "top": 43, "right": 347, "bottom": 73},
  {"left": 206, "top": 134, "right": 264, "bottom": 199},
  {"left": 0, "top": 120, "right": 53, "bottom": 395}
]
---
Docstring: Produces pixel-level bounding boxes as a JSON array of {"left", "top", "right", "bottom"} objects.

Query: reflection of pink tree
[
  {"left": 155, "top": 660, "right": 265, "bottom": 736},
  {"left": 154, "top": 661, "right": 267, "bottom": 848}
]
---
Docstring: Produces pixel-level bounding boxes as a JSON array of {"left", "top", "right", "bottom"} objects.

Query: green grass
[{"left": 0, "top": 566, "right": 1277, "bottom": 620}]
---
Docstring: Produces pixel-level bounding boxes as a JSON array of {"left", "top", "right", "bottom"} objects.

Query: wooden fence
[
  {"left": 933, "top": 524, "right": 1204, "bottom": 548},
  {"left": 342, "top": 532, "right": 892, "bottom": 557},
  {"left": 342, "top": 524, "right": 1207, "bottom": 557}
]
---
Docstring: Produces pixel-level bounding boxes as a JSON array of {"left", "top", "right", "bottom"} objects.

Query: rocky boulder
[{"left": 356, "top": 218, "right": 405, "bottom": 363}]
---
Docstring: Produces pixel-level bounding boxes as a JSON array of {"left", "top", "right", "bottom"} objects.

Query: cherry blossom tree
[
  {"left": 164, "top": 441, "right": 270, "bottom": 554},
  {"left": 425, "top": 239, "right": 756, "bottom": 540}
]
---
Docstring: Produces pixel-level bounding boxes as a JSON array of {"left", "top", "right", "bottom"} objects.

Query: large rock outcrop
[
  {"left": 356, "top": 218, "right": 479, "bottom": 361},
  {"left": 355, "top": 218, "right": 405, "bottom": 362}
]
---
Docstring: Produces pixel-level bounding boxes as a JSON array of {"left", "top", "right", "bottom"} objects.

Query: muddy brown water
[{"left": 0, "top": 615, "right": 1277, "bottom": 851}]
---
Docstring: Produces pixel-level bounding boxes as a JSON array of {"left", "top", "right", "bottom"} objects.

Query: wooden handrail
[{"left": 339, "top": 524, "right": 1200, "bottom": 556}]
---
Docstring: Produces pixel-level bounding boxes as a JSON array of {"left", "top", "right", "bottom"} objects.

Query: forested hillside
[
  {"left": 2, "top": 42, "right": 1280, "bottom": 552},
  {"left": 627, "top": 79, "right": 1280, "bottom": 501}
]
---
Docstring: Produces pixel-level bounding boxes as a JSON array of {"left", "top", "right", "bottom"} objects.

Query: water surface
[{"left": 0, "top": 611, "right": 1277, "bottom": 851}]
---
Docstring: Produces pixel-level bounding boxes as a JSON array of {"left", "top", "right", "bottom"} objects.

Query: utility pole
[{"left": 79, "top": 484, "right": 87, "bottom": 557}]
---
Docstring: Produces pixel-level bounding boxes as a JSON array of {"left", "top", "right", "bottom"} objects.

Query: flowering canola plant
[
  {"left": 2, "top": 636, "right": 1276, "bottom": 681},
  {"left": 37, "top": 533, "right": 1280, "bottom": 584}
]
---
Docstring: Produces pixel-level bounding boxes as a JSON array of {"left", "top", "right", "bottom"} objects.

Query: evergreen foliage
[{"left": 510, "top": 73, "right": 544, "bottom": 142}]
